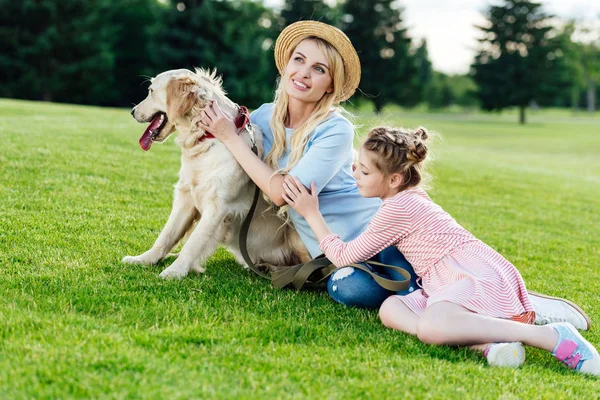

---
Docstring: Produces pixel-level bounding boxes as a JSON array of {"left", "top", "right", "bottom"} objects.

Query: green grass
[{"left": 1, "top": 98, "right": 599, "bottom": 399}]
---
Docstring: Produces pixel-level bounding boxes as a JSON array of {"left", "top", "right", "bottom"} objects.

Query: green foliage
[
  {"left": 0, "top": 0, "right": 167, "bottom": 106},
  {"left": 471, "top": 0, "right": 577, "bottom": 123},
  {"left": 423, "top": 72, "right": 453, "bottom": 109},
  {"left": 0, "top": 0, "right": 118, "bottom": 104},
  {"left": 423, "top": 72, "right": 479, "bottom": 109},
  {"left": 149, "top": 0, "right": 278, "bottom": 109},
  {"left": 0, "top": 0, "right": 595, "bottom": 113},
  {"left": 0, "top": 0, "right": 278, "bottom": 108},
  {"left": 342, "top": 0, "right": 420, "bottom": 112},
  {"left": 2, "top": 99, "right": 600, "bottom": 397},
  {"left": 413, "top": 40, "right": 479, "bottom": 109},
  {"left": 281, "top": 0, "right": 342, "bottom": 26},
  {"left": 107, "top": 0, "right": 165, "bottom": 107},
  {"left": 414, "top": 39, "right": 433, "bottom": 90},
  {"left": 449, "top": 74, "right": 480, "bottom": 107},
  {"left": 572, "top": 23, "right": 600, "bottom": 111}
]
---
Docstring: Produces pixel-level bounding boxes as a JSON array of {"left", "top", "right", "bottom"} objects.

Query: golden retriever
[{"left": 122, "top": 68, "right": 309, "bottom": 279}]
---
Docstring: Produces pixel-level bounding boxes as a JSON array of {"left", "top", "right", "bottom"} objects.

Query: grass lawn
[{"left": 1, "top": 98, "right": 599, "bottom": 398}]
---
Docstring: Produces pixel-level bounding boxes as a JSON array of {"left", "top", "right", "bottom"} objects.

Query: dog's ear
[{"left": 166, "top": 77, "right": 199, "bottom": 120}]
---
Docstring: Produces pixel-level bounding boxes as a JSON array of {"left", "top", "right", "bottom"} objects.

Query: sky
[{"left": 264, "top": 0, "right": 600, "bottom": 75}]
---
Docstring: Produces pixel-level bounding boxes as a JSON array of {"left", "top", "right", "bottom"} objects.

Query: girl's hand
[
  {"left": 282, "top": 176, "right": 319, "bottom": 218},
  {"left": 196, "top": 101, "right": 237, "bottom": 143}
]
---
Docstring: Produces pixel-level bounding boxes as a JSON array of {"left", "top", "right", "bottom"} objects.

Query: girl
[
  {"left": 281, "top": 125, "right": 600, "bottom": 374},
  {"left": 198, "top": 20, "right": 589, "bottom": 328}
]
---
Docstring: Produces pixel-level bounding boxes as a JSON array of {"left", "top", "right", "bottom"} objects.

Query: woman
[{"left": 197, "top": 21, "right": 590, "bottom": 328}]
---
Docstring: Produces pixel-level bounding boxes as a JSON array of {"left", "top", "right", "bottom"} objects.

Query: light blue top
[{"left": 250, "top": 103, "right": 382, "bottom": 257}]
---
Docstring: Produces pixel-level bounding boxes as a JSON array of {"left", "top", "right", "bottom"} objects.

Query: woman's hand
[
  {"left": 282, "top": 176, "right": 319, "bottom": 219},
  {"left": 197, "top": 101, "right": 238, "bottom": 143}
]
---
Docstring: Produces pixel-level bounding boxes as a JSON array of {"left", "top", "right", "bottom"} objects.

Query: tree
[
  {"left": 414, "top": 39, "right": 433, "bottom": 91},
  {"left": 150, "top": 0, "right": 279, "bottom": 109},
  {"left": 0, "top": 0, "right": 118, "bottom": 104},
  {"left": 424, "top": 73, "right": 479, "bottom": 109},
  {"left": 341, "top": 0, "right": 420, "bottom": 113},
  {"left": 281, "top": 0, "right": 342, "bottom": 27},
  {"left": 423, "top": 72, "right": 453, "bottom": 109},
  {"left": 471, "top": 0, "right": 573, "bottom": 123},
  {"left": 449, "top": 74, "right": 479, "bottom": 108},
  {"left": 106, "top": 0, "right": 164, "bottom": 107},
  {"left": 574, "top": 24, "right": 600, "bottom": 112}
]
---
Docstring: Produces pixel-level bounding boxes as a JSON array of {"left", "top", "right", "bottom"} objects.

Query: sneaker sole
[
  {"left": 528, "top": 290, "right": 591, "bottom": 330},
  {"left": 487, "top": 342, "right": 526, "bottom": 368}
]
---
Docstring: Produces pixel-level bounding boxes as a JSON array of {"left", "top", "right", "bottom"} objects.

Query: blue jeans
[{"left": 327, "top": 246, "right": 418, "bottom": 309}]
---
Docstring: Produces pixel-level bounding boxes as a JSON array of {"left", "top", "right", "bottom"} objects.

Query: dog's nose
[{"left": 130, "top": 108, "right": 135, "bottom": 116}]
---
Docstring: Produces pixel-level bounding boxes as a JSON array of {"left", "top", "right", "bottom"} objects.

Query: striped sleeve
[{"left": 319, "top": 199, "right": 411, "bottom": 267}]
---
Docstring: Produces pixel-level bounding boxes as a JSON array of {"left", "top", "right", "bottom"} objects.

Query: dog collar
[
  {"left": 199, "top": 105, "right": 251, "bottom": 143},
  {"left": 234, "top": 105, "right": 250, "bottom": 131}
]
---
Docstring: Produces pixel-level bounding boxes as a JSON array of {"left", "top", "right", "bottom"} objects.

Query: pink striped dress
[{"left": 320, "top": 187, "right": 534, "bottom": 321}]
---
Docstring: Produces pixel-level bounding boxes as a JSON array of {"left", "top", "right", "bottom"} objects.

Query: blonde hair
[
  {"left": 265, "top": 37, "right": 347, "bottom": 176},
  {"left": 363, "top": 126, "right": 433, "bottom": 191}
]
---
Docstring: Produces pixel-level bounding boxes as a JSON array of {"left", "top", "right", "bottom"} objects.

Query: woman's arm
[
  {"left": 200, "top": 103, "right": 354, "bottom": 207},
  {"left": 223, "top": 135, "right": 288, "bottom": 206},
  {"left": 198, "top": 102, "right": 287, "bottom": 206}
]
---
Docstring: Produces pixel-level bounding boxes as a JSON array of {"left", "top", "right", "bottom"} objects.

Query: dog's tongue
[{"left": 139, "top": 114, "right": 163, "bottom": 151}]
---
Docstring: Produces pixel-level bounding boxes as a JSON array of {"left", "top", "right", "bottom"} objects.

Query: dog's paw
[
  {"left": 122, "top": 255, "right": 149, "bottom": 265},
  {"left": 122, "top": 250, "right": 163, "bottom": 265},
  {"left": 190, "top": 264, "right": 206, "bottom": 274},
  {"left": 159, "top": 264, "right": 189, "bottom": 279}
]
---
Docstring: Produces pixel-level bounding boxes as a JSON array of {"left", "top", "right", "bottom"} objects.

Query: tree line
[{"left": 0, "top": 0, "right": 598, "bottom": 123}]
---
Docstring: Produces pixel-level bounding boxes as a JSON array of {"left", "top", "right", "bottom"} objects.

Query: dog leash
[
  {"left": 236, "top": 109, "right": 412, "bottom": 291},
  {"left": 238, "top": 183, "right": 271, "bottom": 279},
  {"left": 235, "top": 106, "right": 271, "bottom": 280},
  {"left": 240, "top": 189, "right": 412, "bottom": 290}
]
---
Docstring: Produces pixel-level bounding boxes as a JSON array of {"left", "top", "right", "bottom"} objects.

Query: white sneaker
[
  {"left": 528, "top": 291, "right": 591, "bottom": 331},
  {"left": 485, "top": 342, "right": 526, "bottom": 368}
]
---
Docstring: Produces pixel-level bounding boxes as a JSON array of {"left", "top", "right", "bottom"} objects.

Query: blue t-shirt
[{"left": 250, "top": 103, "right": 382, "bottom": 257}]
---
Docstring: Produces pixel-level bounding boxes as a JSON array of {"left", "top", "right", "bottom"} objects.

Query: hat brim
[{"left": 274, "top": 21, "right": 361, "bottom": 103}]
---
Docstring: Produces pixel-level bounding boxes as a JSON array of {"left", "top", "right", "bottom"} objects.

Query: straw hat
[{"left": 274, "top": 20, "right": 361, "bottom": 103}]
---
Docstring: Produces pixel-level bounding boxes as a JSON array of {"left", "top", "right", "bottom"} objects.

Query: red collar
[{"left": 199, "top": 105, "right": 250, "bottom": 143}]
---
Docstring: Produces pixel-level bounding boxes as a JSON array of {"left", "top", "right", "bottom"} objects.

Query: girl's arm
[
  {"left": 284, "top": 176, "right": 410, "bottom": 267},
  {"left": 282, "top": 177, "right": 332, "bottom": 241}
]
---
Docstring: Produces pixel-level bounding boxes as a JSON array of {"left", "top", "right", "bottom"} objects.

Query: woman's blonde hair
[
  {"left": 265, "top": 37, "right": 347, "bottom": 177},
  {"left": 363, "top": 126, "right": 434, "bottom": 191}
]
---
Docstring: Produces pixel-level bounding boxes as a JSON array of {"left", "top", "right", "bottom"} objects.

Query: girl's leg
[
  {"left": 417, "top": 301, "right": 557, "bottom": 350},
  {"left": 378, "top": 296, "right": 526, "bottom": 368},
  {"left": 379, "top": 295, "right": 420, "bottom": 335},
  {"left": 418, "top": 301, "right": 600, "bottom": 375}
]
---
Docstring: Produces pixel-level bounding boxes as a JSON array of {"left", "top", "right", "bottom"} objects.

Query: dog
[{"left": 122, "top": 68, "right": 310, "bottom": 279}]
